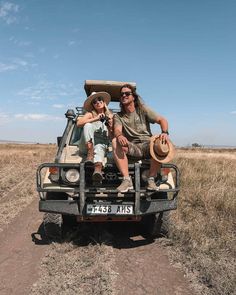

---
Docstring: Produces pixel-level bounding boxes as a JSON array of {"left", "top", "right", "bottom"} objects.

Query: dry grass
[
  {"left": 177, "top": 148, "right": 236, "bottom": 160},
  {"left": 168, "top": 151, "right": 236, "bottom": 295},
  {"left": 0, "top": 144, "right": 56, "bottom": 231},
  {"left": 31, "top": 241, "right": 116, "bottom": 295},
  {"left": 0, "top": 144, "right": 116, "bottom": 294},
  {"left": 1, "top": 144, "right": 235, "bottom": 294}
]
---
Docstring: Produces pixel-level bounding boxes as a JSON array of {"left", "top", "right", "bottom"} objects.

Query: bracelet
[{"left": 161, "top": 130, "right": 169, "bottom": 135}]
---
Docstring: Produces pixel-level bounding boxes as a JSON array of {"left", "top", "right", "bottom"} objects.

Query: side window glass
[{"left": 70, "top": 125, "right": 83, "bottom": 145}]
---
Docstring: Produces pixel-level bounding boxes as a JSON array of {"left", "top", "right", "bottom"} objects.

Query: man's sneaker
[
  {"left": 146, "top": 177, "right": 160, "bottom": 191},
  {"left": 117, "top": 178, "right": 134, "bottom": 193}
]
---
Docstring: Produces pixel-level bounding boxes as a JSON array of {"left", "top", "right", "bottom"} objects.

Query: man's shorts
[{"left": 127, "top": 141, "right": 151, "bottom": 160}]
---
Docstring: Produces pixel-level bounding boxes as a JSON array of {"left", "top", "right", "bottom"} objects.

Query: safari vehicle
[{"left": 36, "top": 80, "right": 180, "bottom": 240}]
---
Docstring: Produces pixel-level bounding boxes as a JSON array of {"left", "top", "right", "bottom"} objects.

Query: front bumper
[
  {"left": 39, "top": 197, "right": 178, "bottom": 216},
  {"left": 37, "top": 162, "right": 180, "bottom": 216}
]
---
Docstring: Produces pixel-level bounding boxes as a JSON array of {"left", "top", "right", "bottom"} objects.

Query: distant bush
[{"left": 192, "top": 143, "right": 202, "bottom": 148}]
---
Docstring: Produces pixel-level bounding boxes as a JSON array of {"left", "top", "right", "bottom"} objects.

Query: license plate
[{"left": 86, "top": 204, "right": 133, "bottom": 215}]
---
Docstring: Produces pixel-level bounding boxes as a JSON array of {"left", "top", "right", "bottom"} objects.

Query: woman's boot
[
  {"left": 92, "top": 162, "right": 103, "bottom": 183},
  {"left": 86, "top": 141, "right": 94, "bottom": 163}
]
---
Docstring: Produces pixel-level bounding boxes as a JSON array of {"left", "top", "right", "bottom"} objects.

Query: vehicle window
[
  {"left": 70, "top": 124, "right": 83, "bottom": 145},
  {"left": 109, "top": 102, "right": 120, "bottom": 113}
]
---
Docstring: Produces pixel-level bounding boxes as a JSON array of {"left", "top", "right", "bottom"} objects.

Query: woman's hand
[{"left": 95, "top": 113, "right": 106, "bottom": 122}]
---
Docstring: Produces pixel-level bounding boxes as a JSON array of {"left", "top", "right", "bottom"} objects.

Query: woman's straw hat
[{"left": 83, "top": 91, "right": 111, "bottom": 111}]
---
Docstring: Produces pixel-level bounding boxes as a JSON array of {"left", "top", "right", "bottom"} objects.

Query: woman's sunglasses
[
  {"left": 92, "top": 97, "right": 104, "bottom": 105},
  {"left": 120, "top": 91, "right": 132, "bottom": 97}
]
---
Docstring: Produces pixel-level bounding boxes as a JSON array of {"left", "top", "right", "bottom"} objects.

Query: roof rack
[{"left": 84, "top": 80, "right": 136, "bottom": 102}]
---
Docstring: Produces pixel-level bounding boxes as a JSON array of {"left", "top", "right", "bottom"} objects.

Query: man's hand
[
  {"left": 117, "top": 134, "right": 129, "bottom": 147},
  {"left": 106, "top": 115, "right": 113, "bottom": 128},
  {"left": 160, "top": 133, "right": 169, "bottom": 143}
]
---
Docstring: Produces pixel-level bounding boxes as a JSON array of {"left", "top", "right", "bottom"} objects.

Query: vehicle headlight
[{"left": 65, "top": 169, "right": 80, "bottom": 183}]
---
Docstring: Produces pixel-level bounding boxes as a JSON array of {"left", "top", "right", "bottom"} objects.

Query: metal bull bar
[{"left": 37, "top": 162, "right": 180, "bottom": 216}]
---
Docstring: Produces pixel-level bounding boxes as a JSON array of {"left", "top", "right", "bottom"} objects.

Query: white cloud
[
  {"left": 12, "top": 58, "right": 28, "bottom": 67},
  {"left": 0, "top": 111, "right": 63, "bottom": 125},
  {"left": 14, "top": 113, "right": 63, "bottom": 121},
  {"left": 18, "top": 81, "right": 82, "bottom": 102},
  {"left": 230, "top": 111, "right": 236, "bottom": 115},
  {"left": 9, "top": 36, "right": 32, "bottom": 47},
  {"left": 0, "top": 1, "right": 19, "bottom": 24},
  {"left": 0, "top": 112, "right": 10, "bottom": 125},
  {"left": 0, "top": 58, "right": 30, "bottom": 72},
  {"left": 53, "top": 104, "right": 65, "bottom": 109},
  {"left": 0, "top": 62, "right": 17, "bottom": 72}
]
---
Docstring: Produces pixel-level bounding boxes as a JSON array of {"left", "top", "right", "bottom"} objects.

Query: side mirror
[
  {"left": 65, "top": 109, "right": 76, "bottom": 119},
  {"left": 57, "top": 136, "right": 62, "bottom": 147}
]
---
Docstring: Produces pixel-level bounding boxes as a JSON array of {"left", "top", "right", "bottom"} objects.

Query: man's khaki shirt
[{"left": 114, "top": 105, "right": 158, "bottom": 143}]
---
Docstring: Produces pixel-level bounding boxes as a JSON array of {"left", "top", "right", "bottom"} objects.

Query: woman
[{"left": 76, "top": 91, "right": 113, "bottom": 182}]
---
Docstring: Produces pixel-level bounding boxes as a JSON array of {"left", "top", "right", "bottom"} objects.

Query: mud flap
[{"left": 141, "top": 211, "right": 170, "bottom": 238}]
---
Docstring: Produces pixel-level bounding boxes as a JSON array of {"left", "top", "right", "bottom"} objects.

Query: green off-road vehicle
[{"left": 36, "top": 80, "right": 180, "bottom": 240}]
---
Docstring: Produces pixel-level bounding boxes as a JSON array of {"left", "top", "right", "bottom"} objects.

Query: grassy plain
[
  {"left": 0, "top": 144, "right": 235, "bottom": 294},
  {"left": 0, "top": 144, "right": 56, "bottom": 230},
  {"left": 0, "top": 144, "right": 115, "bottom": 295},
  {"left": 169, "top": 148, "right": 236, "bottom": 295}
]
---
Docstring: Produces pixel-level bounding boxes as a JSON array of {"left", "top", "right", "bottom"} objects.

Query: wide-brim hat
[
  {"left": 83, "top": 91, "right": 111, "bottom": 112},
  {"left": 150, "top": 134, "right": 175, "bottom": 163}
]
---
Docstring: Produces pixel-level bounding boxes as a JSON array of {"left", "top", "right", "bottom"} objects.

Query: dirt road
[
  {"left": 0, "top": 198, "right": 194, "bottom": 295},
  {"left": 0, "top": 199, "right": 47, "bottom": 294},
  {"left": 0, "top": 145, "right": 195, "bottom": 294}
]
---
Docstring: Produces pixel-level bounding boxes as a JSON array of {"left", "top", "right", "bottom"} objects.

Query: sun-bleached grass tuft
[
  {"left": 169, "top": 154, "right": 236, "bottom": 295},
  {"left": 0, "top": 144, "right": 56, "bottom": 230},
  {"left": 30, "top": 241, "right": 116, "bottom": 295}
]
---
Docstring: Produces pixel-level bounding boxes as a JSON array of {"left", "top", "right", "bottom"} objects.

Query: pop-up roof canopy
[{"left": 84, "top": 80, "right": 136, "bottom": 102}]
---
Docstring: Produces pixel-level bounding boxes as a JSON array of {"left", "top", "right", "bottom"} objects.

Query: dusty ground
[
  {"left": 3, "top": 145, "right": 235, "bottom": 294},
  {"left": 0, "top": 201, "right": 194, "bottom": 295}
]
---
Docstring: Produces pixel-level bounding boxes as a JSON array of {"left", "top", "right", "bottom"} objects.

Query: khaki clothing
[
  {"left": 114, "top": 105, "right": 159, "bottom": 160},
  {"left": 114, "top": 105, "right": 158, "bottom": 144},
  {"left": 127, "top": 141, "right": 151, "bottom": 160}
]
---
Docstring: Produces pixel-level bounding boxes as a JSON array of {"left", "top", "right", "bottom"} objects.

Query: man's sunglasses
[
  {"left": 92, "top": 97, "right": 104, "bottom": 105},
  {"left": 120, "top": 91, "right": 132, "bottom": 97}
]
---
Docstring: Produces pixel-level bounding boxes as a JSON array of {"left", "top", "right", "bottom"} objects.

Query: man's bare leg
[
  {"left": 112, "top": 138, "right": 129, "bottom": 177},
  {"left": 149, "top": 158, "right": 161, "bottom": 177}
]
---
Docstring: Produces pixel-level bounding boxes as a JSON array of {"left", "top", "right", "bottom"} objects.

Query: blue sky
[{"left": 0, "top": 0, "right": 235, "bottom": 146}]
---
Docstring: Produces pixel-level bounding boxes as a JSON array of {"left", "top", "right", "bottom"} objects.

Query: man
[{"left": 112, "top": 84, "right": 170, "bottom": 192}]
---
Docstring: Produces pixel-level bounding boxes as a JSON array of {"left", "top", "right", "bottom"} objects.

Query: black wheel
[
  {"left": 43, "top": 192, "right": 75, "bottom": 241},
  {"left": 43, "top": 213, "right": 62, "bottom": 241},
  {"left": 142, "top": 211, "right": 170, "bottom": 238}
]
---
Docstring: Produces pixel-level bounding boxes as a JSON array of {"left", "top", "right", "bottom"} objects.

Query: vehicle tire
[
  {"left": 43, "top": 213, "right": 62, "bottom": 241},
  {"left": 142, "top": 211, "right": 170, "bottom": 238}
]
